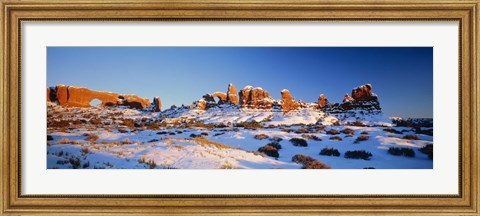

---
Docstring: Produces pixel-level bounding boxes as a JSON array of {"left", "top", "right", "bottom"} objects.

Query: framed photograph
[{"left": 1, "top": 0, "right": 478, "bottom": 215}]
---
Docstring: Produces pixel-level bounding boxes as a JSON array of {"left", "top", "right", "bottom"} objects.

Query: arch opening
[{"left": 89, "top": 98, "right": 103, "bottom": 107}]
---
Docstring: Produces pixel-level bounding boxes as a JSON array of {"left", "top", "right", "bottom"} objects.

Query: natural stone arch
[
  {"left": 210, "top": 92, "right": 227, "bottom": 104},
  {"left": 89, "top": 98, "right": 103, "bottom": 106}
]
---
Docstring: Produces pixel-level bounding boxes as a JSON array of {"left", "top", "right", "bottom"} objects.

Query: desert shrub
[
  {"left": 56, "top": 150, "right": 64, "bottom": 157},
  {"left": 266, "top": 142, "right": 282, "bottom": 150},
  {"left": 269, "top": 136, "right": 283, "bottom": 142},
  {"left": 81, "top": 147, "right": 90, "bottom": 154},
  {"left": 254, "top": 134, "right": 269, "bottom": 140},
  {"left": 200, "top": 132, "right": 209, "bottom": 136},
  {"left": 392, "top": 118, "right": 433, "bottom": 128},
  {"left": 341, "top": 128, "right": 355, "bottom": 135},
  {"left": 193, "top": 136, "right": 233, "bottom": 149},
  {"left": 344, "top": 150, "right": 372, "bottom": 160},
  {"left": 138, "top": 156, "right": 147, "bottom": 164},
  {"left": 82, "top": 161, "right": 90, "bottom": 168},
  {"left": 326, "top": 129, "right": 339, "bottom": 135},
  {"left": 69, "top": 157, "right": 81, "bottom": 169},
  {"left": 258, "top": 145, "right": 279, "bottom": 158},
  {"left": 360, "top": 131, "right": 369, "bottom": 135},
  {"left": 49, "top": 120, "right": 71, "bottom": 128},
  {"left": 415, "top": 128, "right": 433, "bottom": 136},
  {"left": 290, "top": 138, "right": 308, "bottom": 147},
  {"left": 156, "top": 131, "right": 168, "bottom": 135},
  {"left": 56, "top": 137, "right": 82, "bottom": 145},
  {"left": 169, "top": 132, "right": 176, "bottom": 135},
  {"left": 387, "top": 147, "right": 403, "bottom": 156},
  {"left": 303, "top": 160, "right": 331, "bottom": 169},
  {"left": 291, "top": 154, "right": 315, "bottom": 164},
  {"left": 402, "top": 148, "right": 415, "bottom": 157},
  {"left": 294, "top": 128, "right": 310, "bottom": 134},
  {"left": 148, "top": 139, "right": 159, "bottom": 143},
  {"left": 234, "top": 121, "right": 263, "bottom": 129},
  {"left": 147, "top": 159, "right": 156, "bottom": 169},
  {"left": 89, "top": 119, "right": 102, "bottom": 125},
  {"left": 354, "top": 135, "right": 369, "bottom": 143},
  {"left": 419, "top": 144, "right": 433, "bottom": 159},
  {"left": 301, "top": 134, "right": 322, "bottom": 141},
  {"left": 383, "top": 128, "right": 403, "bottom": 134},
  {"left": 47, "top": 135, "right": 54, "bottom": 141},
  {"left": 85, "top": 134, "right": 99, "bottom": 142},
  {"left": 349, "top": 121, "right": 367, "bottom": 127},
  {"left": 120, "top": 138, "right": 134, "bottom": 145},
  {"left": 122, "top": 119, "right": 135, "bottom": 128},
  {"left": 403, "top": 134, "right": 420, "bottom": 140},
  {"left": 214, "top": 132, "right": 225, "bottom": 136},
  {"left": 329, "top": 136, "right": 343, "bottom": 141},
  {"left": 388, "top": 147, "right": 415, "bottom": 157},
  {"left": 291, "top": 154, "right": 330, "bottom": 169},
  {"left": 319, "top": 147, "right": 340, "bottom": 157}
]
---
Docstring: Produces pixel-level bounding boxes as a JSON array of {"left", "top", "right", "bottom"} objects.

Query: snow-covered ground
[{"left": 47, "top": 102, "right": 433, "bottom": 169}]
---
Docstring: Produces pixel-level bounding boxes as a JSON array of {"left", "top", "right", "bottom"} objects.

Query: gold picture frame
[{"left": 1, "top": 0, "right": 478, "bottom": 215}]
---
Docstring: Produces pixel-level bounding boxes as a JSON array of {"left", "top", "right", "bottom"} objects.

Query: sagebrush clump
[
  {"left": 344, "top": 150, "right": 372, "bottom": 160},
  {"left": 291, "top": 154, "right": 330, "bottom": 169},
  {"left": 419, "top": 144, "right": 433, "bottom": 159},
  {"left": 290, "top": 138, "right": 308, "bottom": 147},
  {"left": 354, "top": 135, "right": 369, "bottom": 143},
  {"left": 319, "top": 147, "right": 340, "bottom": 157},
  {"left": 258, "top": 145, "right": 279, "bottom": 158},
  {"left": 388, "top": 147, "right": 415, "bottom": 157}
]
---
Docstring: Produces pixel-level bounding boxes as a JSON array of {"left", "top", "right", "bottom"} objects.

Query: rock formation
[
  {"left": 351, "top": 84, "right": 378, "bottom": 102},
  {"left": 47, "top": 85, "right": 151, "bottom": 109},
  {"left": 318, "top": 94, "right": 329, "bottom": 108},
  {"left": 281, "top": 89, "right": 300, "bottom": 113},
  {"left": 328, "top": 84, "right": 381, "bottom": 112},
  {"left": 153, "top": 97, "right": 162, "bottom": 112},
  {"left": 47, "top": 87, "right": 51, "bottom": 102},
  {"left": 343, "top": 94, "right": 354, "bottom": 103},
  {"left": 56, "top": 84, "right": 69, "bottom": 105},
  {"left": 211, "top": 92, "right": 227, "bottom": 104},
  {"left": 226, "top": 83, "right": 239, "bottom": 105},
  {"left": 239, "top": 86, "right": 274, "bottom": 109}
]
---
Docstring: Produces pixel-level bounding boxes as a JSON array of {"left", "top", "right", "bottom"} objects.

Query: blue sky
[{"left": 47, "top": 47, "right": 433, "bottom": 118}]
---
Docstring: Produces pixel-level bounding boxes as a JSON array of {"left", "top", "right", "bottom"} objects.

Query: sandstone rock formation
[
  {"left": 47, "top": 87, "right": 51, "bottom": 102},
  {"left": 318, "top": 94, "right": 329, "bottom": 108},
  {"left": 226, "top": 83, "right": 239, "bottom": 105},
  {"left": 351, "top": 84, "right": 378, "bottom": 102},
  {"left": 47, "top": 85, "right": 151, "bottom": 109},
  {"left": 211, "top": 92, "right": 227, "bottom": 104},
  {"left": 239, "top": 86, "right": 274, "bottom": 109},
  {"left": 56, "top": 84, "right": 68, "bottom": 105},
  {"left": 281, "top": 89, "right": 300, "bottom": 113},
  {"left": 327, "top": 84, "right": 381, "bottom": 112},
  {"left": 196, "top": 99, "right": 207, "bottom": 111},
  {"left": 194, "top": 94, "right": 219, "bottom": 110},
  {"left": 343, "top": 94, "right": 354, "bottom": 103},
  {"left": 153, "top": 97, "right": 162, "bottom": 112}
]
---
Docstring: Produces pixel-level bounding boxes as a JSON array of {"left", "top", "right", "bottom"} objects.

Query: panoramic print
[{"left": 46, "top": 47, "right": 433, "bottom": 169}]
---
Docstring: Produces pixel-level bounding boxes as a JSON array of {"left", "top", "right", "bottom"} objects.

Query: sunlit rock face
[
  {"left": 226, "top": 83, "right": 239, "bottom": 105},
  {"left": 47, "top": 85, "right": 151, "bottom": 109},
  {"left": 280, "top": 89, "right": 300, "bottom": 113},
  {"left": 239, "top": 86, "right": 274, "bottom": 109},
  {"left": 153, "top": 97, "right": 162, "bottom": 112},
  {"left": 318, "top": 94, "right": 329, "bottom": 109},
  {"left": 328, "top": 84, "right": 382, "bottom": 113}
]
